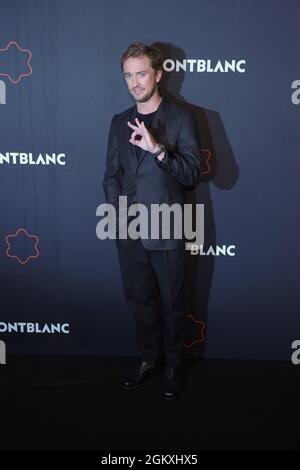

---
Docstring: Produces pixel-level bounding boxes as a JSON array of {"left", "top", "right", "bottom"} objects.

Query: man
[{"left": 103, "top": 42, "right": 201, "bottom": 400}]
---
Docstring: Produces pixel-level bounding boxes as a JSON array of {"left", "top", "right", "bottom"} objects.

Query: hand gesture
[{"left": 127, "top": 118, "right": 159, "bottom": 154}]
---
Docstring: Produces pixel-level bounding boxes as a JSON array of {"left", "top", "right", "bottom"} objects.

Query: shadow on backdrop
[{"left": 153, "top": 42, "right": 239, "bottom": 373}]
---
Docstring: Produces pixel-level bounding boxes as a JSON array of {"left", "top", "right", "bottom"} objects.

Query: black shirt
[{"left": 134, "top": 110, "right": 157, "bottom": 160}]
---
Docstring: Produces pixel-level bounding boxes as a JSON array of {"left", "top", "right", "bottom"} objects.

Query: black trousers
[{"left": 116, "top": 238, "right": 185, "bottom": 369}]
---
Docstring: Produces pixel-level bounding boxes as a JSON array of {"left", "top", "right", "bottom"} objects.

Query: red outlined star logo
[
  {"left": 0, "top": 40, "right": 32, "bottom": 84},
  {"left": 184, "top": 314, "right": 206, "bottom": 348},
  {"left": 200, "top": 148, "right": 212, "bottom": 175},
  {"left": 5, "top": 228, "right": 40, "bottom": 264}
]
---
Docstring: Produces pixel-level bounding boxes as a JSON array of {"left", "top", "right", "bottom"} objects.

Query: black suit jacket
[{"left": 103, "top": 96, "right": 202, "bottom": 250}]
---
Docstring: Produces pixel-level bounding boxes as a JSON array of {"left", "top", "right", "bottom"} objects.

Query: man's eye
[{"left": 139, "top": 73, "right": 145, "bottom": 78}]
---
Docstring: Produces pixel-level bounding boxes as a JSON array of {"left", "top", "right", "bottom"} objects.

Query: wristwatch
[{"left": 153, "top": 143, "right": 166, "bottom": 159}]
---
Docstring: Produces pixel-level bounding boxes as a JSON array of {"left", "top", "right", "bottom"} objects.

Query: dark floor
[{"left": 0, "top": 355, "right": 299, "bottom": 450}]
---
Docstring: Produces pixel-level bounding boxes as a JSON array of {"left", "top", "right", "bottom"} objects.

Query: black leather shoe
[
  {"left": 162, "top": 366, "right": 183, "bottom": 401},
  {"left": 120, "top": 360, "right": 162, "bottom": 391}
]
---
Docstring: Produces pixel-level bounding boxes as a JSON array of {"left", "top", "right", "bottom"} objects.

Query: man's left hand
[{"left": 127, "top": 118, "right": 160, "bottom": 154}]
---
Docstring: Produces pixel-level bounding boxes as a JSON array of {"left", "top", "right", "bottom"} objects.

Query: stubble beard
[{"left": 133, "top": 82, "right": 158, "bottom": 103}]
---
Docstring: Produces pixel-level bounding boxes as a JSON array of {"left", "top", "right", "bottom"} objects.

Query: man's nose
[{"left": 132, "top": 74, "right": 139, "bottom": 87}]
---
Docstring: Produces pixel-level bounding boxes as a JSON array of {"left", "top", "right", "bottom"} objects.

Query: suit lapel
[{"left": 127, "top": 106, "right": 139, "bottom": 166}]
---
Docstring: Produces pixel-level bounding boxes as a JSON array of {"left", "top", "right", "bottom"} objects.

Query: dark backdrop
[{"left": 0, "top": 0, "right": 299, "bottom": 360}]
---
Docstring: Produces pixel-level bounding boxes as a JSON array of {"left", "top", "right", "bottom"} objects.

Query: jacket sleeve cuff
[{"left": 154, "top": 149, "right": 172, "bottom": 169}]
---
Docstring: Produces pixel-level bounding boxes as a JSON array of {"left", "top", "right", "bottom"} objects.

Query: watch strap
[{"left": 153, "top": 143, "right": 166, "bottom": 159}]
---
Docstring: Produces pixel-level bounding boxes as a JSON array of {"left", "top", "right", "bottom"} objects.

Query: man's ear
[{"left": 156, "top": 69, "right": 163, "bottom": 83}]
